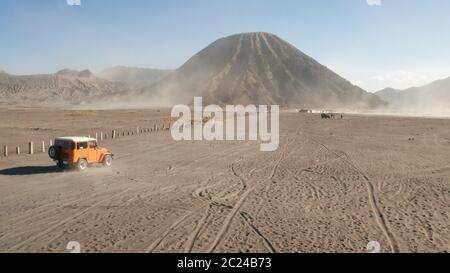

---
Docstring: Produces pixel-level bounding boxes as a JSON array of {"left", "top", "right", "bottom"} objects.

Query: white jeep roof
[{"left": 55, "top": 137, "right": 97, "bottom": 142}]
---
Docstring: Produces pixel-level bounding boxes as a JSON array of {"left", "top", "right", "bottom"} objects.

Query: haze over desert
[{"left": 0, "top": 106, "right": 449, "bottom": 253}]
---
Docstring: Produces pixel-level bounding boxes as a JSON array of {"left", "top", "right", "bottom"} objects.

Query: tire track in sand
[
  {"left": 205, "top": 187, "right": 254, "bottom": 253},
  {"left": 307, "top": 137, "right": 400, "bottom": 253},
  {"left": 184, "top": 160, "right": 268, "bottom": 253},
  {"left": 240, "top": 211, "right": 276, "bottom": 253},
  {"left": 206, "top": 137, "right": 291, "bottom": 253},
  {"left": 146, "top": 153, "right": 257, "bottom": 253},
  {"left": 183, "top": 204, "right": 212, "bottom": 253},
  {"left": 6, "top": 188, "right": 131, "bottom": 252},
  {"left": 147, "top": 174, "right": 245, "bottom": 253},
  {"left": 145, "top": 203, "right": 209, "bottom": 253}
]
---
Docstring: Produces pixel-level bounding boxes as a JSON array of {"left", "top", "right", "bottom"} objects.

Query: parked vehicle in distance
[
  {"left": 321, "top": 113, "right": 333, "bottom": 119},
  {"left": 48, "top": 137, "right": 113, "bottom": 171}
]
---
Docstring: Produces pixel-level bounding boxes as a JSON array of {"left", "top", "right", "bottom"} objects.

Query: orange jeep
[{"left": 48, "top": 137, "right": 113, "bottom": 171}]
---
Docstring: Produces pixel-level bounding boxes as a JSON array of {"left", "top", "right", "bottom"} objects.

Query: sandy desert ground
[{"left": 0, "top": 107, "right": 449, "bottom": 253}]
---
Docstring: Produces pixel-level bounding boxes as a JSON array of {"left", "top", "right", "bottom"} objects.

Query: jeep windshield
[{"left": 55, "top": 140, "right": 75, "bottom": 150}]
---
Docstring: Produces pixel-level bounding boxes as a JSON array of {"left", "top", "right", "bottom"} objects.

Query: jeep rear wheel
[
  {"left": 103, "top": 155, "right": 112, "bottom": 167},
  {"left": 77, "top": 159, "right": 88, "bottom": 171},
  {"left": 57, "top": 161, "right": 65, "bottom": 169}
]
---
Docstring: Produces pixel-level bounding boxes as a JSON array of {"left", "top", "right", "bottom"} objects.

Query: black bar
[{"left": 0, "top": 253, "right": 445, "bottom": 272}]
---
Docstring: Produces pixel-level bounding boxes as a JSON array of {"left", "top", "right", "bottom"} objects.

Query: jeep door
[
  {"left": 88, "top": 141, "right": 98, "bottom": 163},
  {"left": 76, "top": 142, "right": 89, "bottom": 163}
]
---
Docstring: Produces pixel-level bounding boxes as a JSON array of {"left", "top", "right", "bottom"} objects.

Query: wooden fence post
[
  {"left": 3, "top": 145, "right": 7, "bottom": 157},
  {"left": 29, "top": 142, "right": 34, "bottom": 155}
]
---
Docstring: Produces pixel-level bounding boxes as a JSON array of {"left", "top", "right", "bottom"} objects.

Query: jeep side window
[
  {"left": 89, "top": 141, "right": 98, "bottom": 148},
  {"left": 77, "top": 142, "right": 88, "bottom": 150},
  {"left": 55, "top": 140, "right": 75, "bottom": 150}
]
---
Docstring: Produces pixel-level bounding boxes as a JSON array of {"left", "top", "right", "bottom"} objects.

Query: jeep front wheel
[
  {"left": 103, "top": 155, "right": 112, "bottom": 167},
  {"left": 77, "top": 159, "right": 88, "bottom": 171}
]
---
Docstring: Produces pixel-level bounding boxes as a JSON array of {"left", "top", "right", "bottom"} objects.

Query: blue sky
[{"left": 1, "top": 0, "right": 450, "bottom": 91}]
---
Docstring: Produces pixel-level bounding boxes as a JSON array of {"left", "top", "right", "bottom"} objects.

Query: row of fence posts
[
  {"left": 2, "top": 122, "right": 171, "bottom": 157},
  {"left": 2, "top": 140, "right": 47, "bottom": 156}
]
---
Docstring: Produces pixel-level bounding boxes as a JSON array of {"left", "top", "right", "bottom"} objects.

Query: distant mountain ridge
[
  {"left": 96, "top": 66, "right": 172, "bottom": 88},
  {"left": 0, "top": 69, "right": 128, "bottom": 105},
  {"left": 376, "top": 77, "right": 450, "bottom": 111},
  {"left": 57, "top": 69, "right": 93, "bottom": 78},
  {"left": 1, "top": 32, "right": 388, "bottom": 109}
]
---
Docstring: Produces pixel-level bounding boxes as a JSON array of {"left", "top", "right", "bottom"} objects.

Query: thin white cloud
[
  {"left": 366, "top": 70, "right": 446, "bottom": 91},
  {"left": 366, "top": 0, "right": 382, "bottom": 6},
  {"left": 66, "top": 0, "right": 81, "bottom": 6},
  {"left": 322, "top": 62, "right": 450, "bottom": 92}
]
